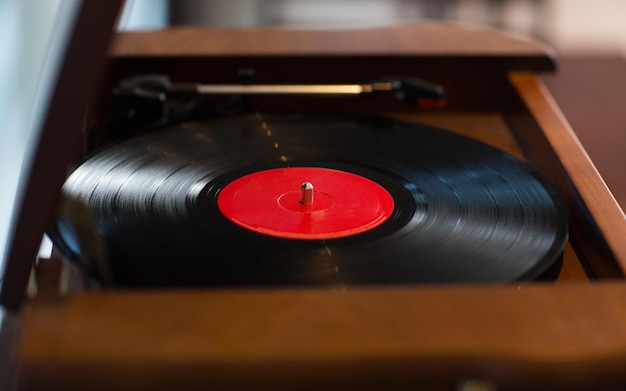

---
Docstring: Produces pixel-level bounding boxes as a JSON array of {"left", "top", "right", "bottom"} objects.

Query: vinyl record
[{"left": 51, "top": 113, "right": 568, "bottom": 287}]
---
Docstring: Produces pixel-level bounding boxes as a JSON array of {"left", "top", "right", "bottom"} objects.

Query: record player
[{"left": 4, "top": 2, "right": 626, "bottom": 390}]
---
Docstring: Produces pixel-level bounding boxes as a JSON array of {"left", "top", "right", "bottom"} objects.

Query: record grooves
[{"left": 51, "top": 113, "right": 568, "bottom": 287}]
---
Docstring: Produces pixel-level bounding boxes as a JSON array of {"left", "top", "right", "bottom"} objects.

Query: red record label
[{"left": 217, "top": 167, "right": 394, "bottom": 239}]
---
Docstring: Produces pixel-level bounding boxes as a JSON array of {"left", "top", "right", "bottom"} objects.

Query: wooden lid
[{"left": 110, "top": 21, "right": 555, "bottom": 71}]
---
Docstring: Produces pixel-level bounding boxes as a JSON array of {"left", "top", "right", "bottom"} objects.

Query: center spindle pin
[{"left": 299, "top": 182, "right": 314, "bottom": 205}]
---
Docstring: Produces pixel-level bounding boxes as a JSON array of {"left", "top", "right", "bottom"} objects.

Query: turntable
[{"left": 5, "top": 2, "right": 626, "bottom": 390}]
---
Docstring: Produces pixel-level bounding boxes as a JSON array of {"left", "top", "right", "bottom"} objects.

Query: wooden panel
[
  {"left": 508, "top": 73, "right": 626, "bottom": 277},
  {"left": 110, "top": 22, "right": 555, "bottom": 61},
  {"left": 19, "top": 284, "right": 626, "bottom": 391}
]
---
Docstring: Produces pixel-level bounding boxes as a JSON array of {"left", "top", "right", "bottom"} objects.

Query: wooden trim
[
  {"left": 110, "top": 22, "right": 554, "bottom": 68},
  {"left": 508, "top": 72, "right": 626, "bottom": 275},
  {"left": 19, "top": 284, "right": 626, "bottom": 390}
]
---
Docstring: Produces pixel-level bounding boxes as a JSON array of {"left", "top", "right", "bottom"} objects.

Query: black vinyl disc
[{"left": 51, "top": 113, "right": 568, "bottom": 287}]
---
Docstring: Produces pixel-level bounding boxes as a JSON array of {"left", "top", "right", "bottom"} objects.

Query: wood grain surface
[
  {"left": 19, "top": 283, "right": 626, "bottom": 390},
  {"left": 110, "top": 21, "right": 555, "bottom": 59},
  {"left": 509, "top": 72, "right": 626, "bottom": 275}
]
